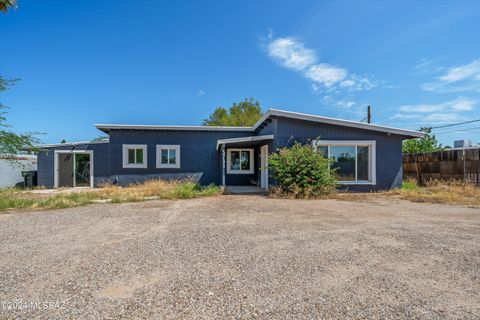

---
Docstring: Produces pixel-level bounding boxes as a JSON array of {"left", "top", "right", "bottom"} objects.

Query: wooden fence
[{"left": 403, "top": 148, "right": 480, "bottom": 186}]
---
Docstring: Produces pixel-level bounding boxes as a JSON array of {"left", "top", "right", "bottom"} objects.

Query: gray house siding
[
  {"left": 108, "top": 129, "right": 251, "bottom": 185},
  {"left": 272, "top": 116, "right": 405, "bottom": 191},
  {"left": 37, "top": 143, "right": 111, "bottom": 188}
]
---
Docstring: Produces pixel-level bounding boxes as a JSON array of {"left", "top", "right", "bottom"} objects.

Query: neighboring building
[
  {"left": 0, "top": 155, "right": 37, "bottom": 188},
  {"left": 454, "top": 140, "right": 473, "bottom": 148},
  {"left": 37, "top": 109, "right": 424, "bottom": 191}
]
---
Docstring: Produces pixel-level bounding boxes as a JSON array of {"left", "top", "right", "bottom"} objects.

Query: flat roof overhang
[
  {"left": 216, "top": 134, "right": 274, "bottom": 150},
  {"left": 95, "top": 124, "right": 253, "bottom": 134}
]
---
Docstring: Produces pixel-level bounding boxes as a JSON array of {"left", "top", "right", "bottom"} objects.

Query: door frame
[
  {"left": 54, "top": 150, "right": 94, "bottom": 188},
  {"left": 260, "top": 144, "right": 269, "bottom": 189}
]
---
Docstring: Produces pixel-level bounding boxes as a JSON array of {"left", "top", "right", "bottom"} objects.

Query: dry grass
[
  {"left": 98, "top": 180, "right": 221, "bottom": 203},
  {"left": 0, "top": 180, "right": 222, "bottom": 212},
  {"left": 391, "top": 178, "right": 480, "bottom": 207},
  {"left": 269, "top": 178, "right": 480, "bottom": 207}
]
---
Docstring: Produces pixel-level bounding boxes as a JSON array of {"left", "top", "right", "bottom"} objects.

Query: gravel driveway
[{"left": 0, "top": 195, "right": 479, "bottom": 319}]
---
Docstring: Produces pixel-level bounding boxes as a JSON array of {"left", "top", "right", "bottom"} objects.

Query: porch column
[{"left": 221, "top": 144, "right": 226, "bottom": 187}]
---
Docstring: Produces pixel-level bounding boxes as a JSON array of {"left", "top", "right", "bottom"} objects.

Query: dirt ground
[{"left": 0, "top": 195, "right": 479, "bottom": 319}]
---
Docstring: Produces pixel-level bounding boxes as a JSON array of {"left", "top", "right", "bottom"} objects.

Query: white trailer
[{"left": 0, "top": 155, "right": 37, "bottom": 188}]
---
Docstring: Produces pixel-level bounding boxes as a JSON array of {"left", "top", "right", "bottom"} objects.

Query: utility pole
[{"left": 367, "top": 105, "right": 371, "bottom": 124}]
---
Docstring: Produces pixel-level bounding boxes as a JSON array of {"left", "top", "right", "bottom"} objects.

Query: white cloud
[
  {"left": 197, "top": 90, "right": 206, "bottom": 96},
  {"left": 336, "top": 100, "right": 356, "bottom": 109},
  {"left": 305, "top": 64, "right": 347, "bottom": 87},
  {"left": 391, "top": 97, "right": 476, "bottom": 125},
  {"left": 391, "top": 113, "right": 466, "bottom": 123},
  {"left": 422, "top": 59, "right": 480, "bottom": 92},
  {"left": 399, "top": 97, "right": 476, "bottom": 113},
  {"left": 439, "top": 59, "right": 480, "bottom": 82},
  {"left": 267, "top": 37, "right": 317, "bottom": 71},
  {"left": 265, "top": 35, "right": 377, "bottom": 93}
]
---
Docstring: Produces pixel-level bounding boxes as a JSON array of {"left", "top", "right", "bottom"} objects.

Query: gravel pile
[{"left": 0, "top": 196, "right": 479, "bottom": 319}]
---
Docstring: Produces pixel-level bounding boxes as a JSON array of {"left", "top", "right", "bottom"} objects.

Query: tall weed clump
[{"left": 268, "top": 143, "right": 336, "bottom": 198}]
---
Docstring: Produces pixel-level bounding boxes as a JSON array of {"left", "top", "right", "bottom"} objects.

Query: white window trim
[
  {"left": 156, "top": 145, "right": 181, "bottom": 169},
  {"left": 226, "top": 148, "right": 254, "bottom": 174},
  {"left": 122, "top": 144, "right": 147, "bottom": 168},
  {"left": 312, "top": 140, "right": 376, "bottom": 185}
]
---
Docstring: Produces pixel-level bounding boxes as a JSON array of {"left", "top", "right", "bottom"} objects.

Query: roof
[
  {"left": 36, "top": 140, "right": 110, "bottom": 149},
  {"left": 94, "top": 108, "right": 424, "bottom": 138},
  {"left": 253, "top": 109, "right": 425, "bottom": 138},
  {"left": 95, "top": 124, "right": 253, "bottom": 133},
  {"left": 216, "top": 134, "right": 274, "bottom": 150}
]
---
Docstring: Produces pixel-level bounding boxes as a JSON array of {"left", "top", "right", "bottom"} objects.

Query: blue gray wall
[
  {"left": 37, "top": 116, "right": 408, "bottom": 191},
  {"left": 266, "top": 116, "right": 405, "bottom": 191},
  {"left": 37, "top": 143, "right": 111, "bottom": 188},
  {"left": 108, "top": 129, "right": 252, "bottom": 185}
]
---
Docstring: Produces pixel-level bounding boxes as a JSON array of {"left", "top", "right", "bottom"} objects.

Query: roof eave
[
  {"left": 95, "top": 124, "right": 253, "bottom": 132},
  {"left": 254, "top": 109, "right": 425, "bottom": 138}
]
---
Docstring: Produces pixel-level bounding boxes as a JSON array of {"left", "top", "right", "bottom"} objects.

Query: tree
[
  {"left": 91, "top": 135, "right": 109, "bottom": 142},
  {"left": 402, "top": 127, "right": 443, "bottom": 154},
  {"left": 0, "top": 0, "right": 16, "bottom": 13},
  {"left": 202, "top": 97, "right": 263, "bottom": 126},
  {"left": 1, "top": 77, "right": 40, "bottom": 159}
]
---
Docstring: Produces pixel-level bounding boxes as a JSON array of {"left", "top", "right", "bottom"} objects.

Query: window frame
[
  {"left": 226, "top": 148, "right": 254, "bottom": 174},
  {"left": 156, "top": 145, "right": 181, "bottom": 169},
  {"left": 122, "top": 144, "right": 148, "bottom": 168},
  {"left": 312, "top": 140, "right": 376, "bottom": 185}
]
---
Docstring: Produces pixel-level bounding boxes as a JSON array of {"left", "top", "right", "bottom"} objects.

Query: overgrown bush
[{"left": 268, "top": 143, "right": 336, "bottom": 198}]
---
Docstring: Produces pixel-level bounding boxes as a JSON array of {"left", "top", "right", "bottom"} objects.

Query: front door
[{"left": 260, "top": 144, "right": 268, "bottom": 189}]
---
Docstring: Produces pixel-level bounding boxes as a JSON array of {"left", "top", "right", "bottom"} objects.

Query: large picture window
[
  {"left": 313, "top": 140, "right": 376, "bottom": 184},
  {"left": 156, "top": 145, "right": 181, "bottom": 168},
  {"left": 122, "top": 144, "right": 147, "bottom": 168},
  {"left": 227, "top": 148, "right": 254, "bottom": 174}
]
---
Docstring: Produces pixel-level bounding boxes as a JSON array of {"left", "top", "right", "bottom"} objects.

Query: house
[{"left": 37, "top": 108, "right": 424, "bottom": 191}]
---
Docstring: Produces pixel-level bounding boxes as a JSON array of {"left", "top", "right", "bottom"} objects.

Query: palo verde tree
[
  {"left": 202, "top": 97, "right": 263, "bottom": 126},
  {"left": 402, "top": 127, "right": 443, "bottom": 154}
]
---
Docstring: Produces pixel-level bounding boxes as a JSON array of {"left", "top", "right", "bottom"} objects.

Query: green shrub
[{"left": 268, "top": 143, "right": 337, "bottom": 198}]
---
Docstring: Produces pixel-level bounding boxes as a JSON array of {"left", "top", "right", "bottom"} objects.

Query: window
[
  {"left": 156, "top": 145, "right": 180, "bottom": 168},
  {"left": 227, "top": 148, "right": 254, "bottom": 174},
  {"left": 122, "top": 144, "right": 147, "bottom": 168},
  {"left": 313, "top": 140, "right": 376, "bottom": 184}
]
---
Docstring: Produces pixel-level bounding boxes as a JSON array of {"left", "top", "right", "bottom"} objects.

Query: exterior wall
[
  {"left": 224, "top": 147, "right": 259, "bottom": 186},
  {"left": 272, "top": 116, "right": 405, "bottom": 191},
  {"left": 256, "top": 117, "right": 278, "bottom": 186},
  {"left": 36, "top": 115, "right": 409, "bottom": 191},
  {"left": 108, "top": 130, "right": 251, "bottom": 185},
  {"left": 37, "top": 143, "right": 111, "bottom": 188}
]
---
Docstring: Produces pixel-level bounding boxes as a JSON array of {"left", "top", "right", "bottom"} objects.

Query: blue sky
[{"left": 1, "top": 0, "right": 480, "bottom": 145}]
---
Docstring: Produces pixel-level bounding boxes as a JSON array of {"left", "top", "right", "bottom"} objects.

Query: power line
[
  {"left": 435, "top": 125, "right": 480, "bottom": 134},
  {"left": 430, "top": 119, "right": 480, "bottom": 129}
]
